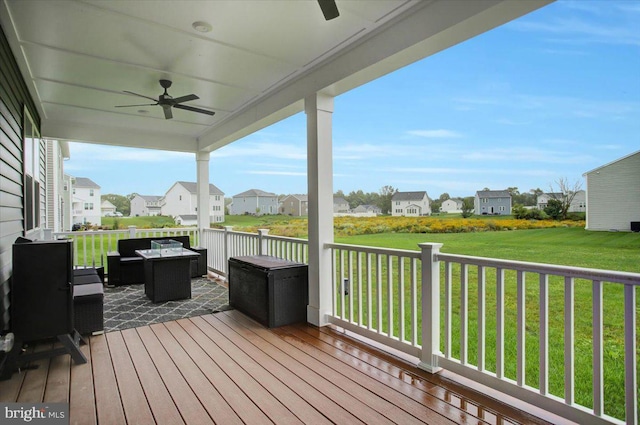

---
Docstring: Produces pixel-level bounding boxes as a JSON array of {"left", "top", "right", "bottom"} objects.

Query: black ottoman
[{"left": 73, "top": 282, "right": 104, "bottom": 335}]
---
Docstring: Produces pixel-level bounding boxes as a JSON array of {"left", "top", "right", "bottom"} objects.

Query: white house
[
  {"left": 333, "top": 197, "right": 350, "bottom": 214},
  {"left": 101, "top": 200, "right": 117, "bottom": 216},
  {"left": 474, "top": 190, "right": 512, "bottom": 216},
  {"left": 70, "top": 176, "right": 101, "bottom": 226},
  {"left": 130, "top": 195, "right": 164, "bottom": 217},
  {"left": 229, "top": 189, "right": 278, "bottom": 216},
  {"left": 353, "top": 204, "right": 382, "bottom": 215},
  {"left": 440, "top": 198, "right": 463, "bottom": 214},
  {"left": 391, "top": 191, "right": 431, "bottom": 217},
  {"left": 162, "top": 181, "right": 225, "bottom": 223},
  {"left": 583, "top": 150, "right": 640, "bottom": 231},
  {"left": 281, "top": 194, "right": 308, "bottom": 216},
  {"left": 537, "top": 191, "right": 586, "bottom": 213}
]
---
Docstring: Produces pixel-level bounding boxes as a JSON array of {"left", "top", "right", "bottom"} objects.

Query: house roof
[
  {"left": 136, "top": 195, "right": 163, "bottom": 202},
  {"left": 233, "top": 189, "right": 277, "bottom": 198},
  {"left": 476, "top": 190, "right": 511, "bottom": 198},
  {"left": 283, "top": 194, "right": 308, "bottom": 202},
  {"left": 176, "top": 214, "right": 197, "bottom": 220},
  {"left": 333, "top": 197, "right": 348, "bottom": 204},
  {"left": 101, "top": 200, "right": 116, "bottom": 208},
  {"left": 73, "top": 177, "right": 100, "bottom": 189},
  {"left": 391, "top": 191, "right": 428, "bottom": 201},
  {"left": 583, "top": 150, "right": 640, "bottom": 175},
  {"left": 176, "top": 181, "right": 224, "bottom": 195},
  {"left": 0, "top": 1, "right": 549, "bottom": 154}
]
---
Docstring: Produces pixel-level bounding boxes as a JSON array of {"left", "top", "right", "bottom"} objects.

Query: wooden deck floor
[{"left": 1, "top": 311, "right": 557, "bottom": 425}]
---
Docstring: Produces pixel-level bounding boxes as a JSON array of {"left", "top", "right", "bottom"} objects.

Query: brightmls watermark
[{"left": 1, "top": 403, "right": 68, "bottom": 424}]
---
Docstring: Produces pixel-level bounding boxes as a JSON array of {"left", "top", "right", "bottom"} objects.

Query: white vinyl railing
[
  {"left": 48, "top": 226, "right": 638, "bottom": 425},
  {"left": 50, "top": 226, "right": 200, "bottom": 270}
]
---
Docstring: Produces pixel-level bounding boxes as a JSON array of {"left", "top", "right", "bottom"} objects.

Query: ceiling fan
[
  {"left": 115, "top": 79, "right": 215, "bottom": 120},
  {"left": 318, "top": 0, "right": 339, "bottom": 20}
]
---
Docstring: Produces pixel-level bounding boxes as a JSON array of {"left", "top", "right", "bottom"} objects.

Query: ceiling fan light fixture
[{"left": 192, "top": 21, "right": 212, "bottom": 33}]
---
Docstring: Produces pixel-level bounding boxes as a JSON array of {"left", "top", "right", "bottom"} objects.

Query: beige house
[
  {"left": 163, "top": 181, "right": 225, "bottom": 223},
  {"left": 391, "top": 191, "right": 431, "bottom": 217},
  {"left": 584, "top": 150, "right": 640, "bottom": 231},
  {"left": 281, "top": 194, "right": 308, "bottom": 216},
  {"left": 130, "top": 195, "right": 164, "bottom": 217}
]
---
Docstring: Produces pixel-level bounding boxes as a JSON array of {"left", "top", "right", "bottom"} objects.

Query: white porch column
[
  {"left": 306, "top": 93, "right": 334, "bottom": 327},
  {"left": 196, "top": 151, "right": 211, "bottom": 231}
]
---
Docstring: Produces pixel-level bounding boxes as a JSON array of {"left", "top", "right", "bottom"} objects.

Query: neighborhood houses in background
[
  {"left": 391, "top": 191, "right": 432, "bottom": 217},
  {"left": 280, "top": 194, "right": 308, "bottom": 216},
  {"left": 474, "top": 190, "right": 512, "bottom": 216},
  {"left": 70, "top": 177, "right": 101, "bottom": 228},
  {"left": 229, "top": 189, "right": 278, "bottom": 216}
]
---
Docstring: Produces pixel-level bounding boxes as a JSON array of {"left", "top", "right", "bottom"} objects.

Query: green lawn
[{"left": 336, "top": 227, "right": 639, "bottom": 421}]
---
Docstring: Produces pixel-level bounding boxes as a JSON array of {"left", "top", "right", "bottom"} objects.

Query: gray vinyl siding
[
  {"left": 0, "top": 24, "right": 41, "bottom": 334},
  {"left": 585, "top": 152, "right": 640, "bottom": 231}
]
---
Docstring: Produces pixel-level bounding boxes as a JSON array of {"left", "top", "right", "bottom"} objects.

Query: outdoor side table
[
  {"left": 135, "top": 248, "right": 200, "bottom": 303},
  {"left": 228, "top": 255, "right": 308, "bottom": 328}
]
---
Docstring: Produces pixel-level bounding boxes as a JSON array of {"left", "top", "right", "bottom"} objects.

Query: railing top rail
[
  {"left": 326, "top": 242, "right": 421, "bottom": 259},
  {"left": 54, "top": 229, "right": 128, "bottom": 236},
  {"left": 436, "top": 252, "right": 640, "bottom": 285},
  {"left": 264, "top": 234, "right": 308, "bottom": 243}
]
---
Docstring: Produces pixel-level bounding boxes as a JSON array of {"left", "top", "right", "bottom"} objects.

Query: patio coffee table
[{"left": 135, "top": 248, "right": 200, "bottom": 303}]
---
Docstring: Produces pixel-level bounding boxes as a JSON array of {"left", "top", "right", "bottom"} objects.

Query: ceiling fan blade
[
  {"left": 172, "top": 94, "right": 199, "bottom": 104},
  {"left": 123, "top": 90, "right": 158, "bottom": 102},
  {"left": 115, "top": 103, "right": 157, "bottom": 108},
  {"left": 163, "top": 107, "right": 173, "bottom": 120},
  {"left": 318, "top": 0, "right": 339, "bottom": 20},
  {"left": 174, "top": 104, "right": 215, "bottom": 116}
]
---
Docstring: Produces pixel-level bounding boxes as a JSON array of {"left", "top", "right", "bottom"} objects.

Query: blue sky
[{"left": 65, "top": 0, "right": 640, "bottom": 199}]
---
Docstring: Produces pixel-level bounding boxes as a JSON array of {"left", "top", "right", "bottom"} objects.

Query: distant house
[
  {"left": 537, "top": 191, "right": 586, "bottom": 213},
  {"left": 333, "top": 197, "right": 350, "bottom": 213},
  {"left": 229, "top": 189, "right": 278, "bottom": 216},
  {"left": 71, "top": 176, "right": 101, "bottom": 226},
  {"left": 391, "top": 191, "right": 431, "bottom": 217},
  {"left": 440, "top": 198, "right": 463, "bottom": 214},
  {"left": 353, "top": 204, "right": 382, "bottom": 215},
  {"left": 130, "top": 195, "right": 164, "bottom": 217},
  {"left": 162, "top": 181, "right": 225, "bottom": 223},
  {"left": 101, "top": 200, "right": 117, "bottom": 216},
  {"left": 474, "top": 190, "right": 511, "bottom": 216},
  {"left": 175, "top": 214, "right": 197, "bottom": 226},
  {"left": 583, "top": 150, "right": 640, "bottom": 231},
  {"left": 281, "top": 194, "right": 308, "bottom": 216}
]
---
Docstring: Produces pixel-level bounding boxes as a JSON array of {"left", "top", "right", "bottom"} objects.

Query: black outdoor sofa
[{"left": 107, "top": 235, "right": 207, "bottom": 286}]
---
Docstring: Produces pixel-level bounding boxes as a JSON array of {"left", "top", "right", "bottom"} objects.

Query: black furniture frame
[
  {"left": 136, "top": 248, "right": 200, "bottom": 303},
  {"left": 107, "top": 235, "right": 206, "bottom": 285}
]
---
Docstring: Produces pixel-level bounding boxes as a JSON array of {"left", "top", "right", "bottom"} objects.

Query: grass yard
[{"left": 335, "top": 227, "right": 640, "bottom": 421}]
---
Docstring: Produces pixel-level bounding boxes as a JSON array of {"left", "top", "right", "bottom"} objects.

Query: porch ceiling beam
[
  {"left": 197, "top": 0, "right": 551, "bottom": 152},
  {"left": 42, "top": 120, "right": 199, "bottom": 153}
]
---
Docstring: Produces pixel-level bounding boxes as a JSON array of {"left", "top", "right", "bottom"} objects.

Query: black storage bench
[{"left": 228, "top": 255, "right": 308, "bottom": 328}]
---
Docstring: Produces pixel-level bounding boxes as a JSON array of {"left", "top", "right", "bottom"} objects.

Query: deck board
[{"left": 1, "top": 312, "right": 559, "bottom": 425}]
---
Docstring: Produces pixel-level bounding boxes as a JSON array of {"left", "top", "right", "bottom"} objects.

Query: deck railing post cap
[
  {"left": 418, "top": 242, "right": 443, "bottom": 249},
  {"left": 258, "top": 229, "right": 270, "bottom": 235}
]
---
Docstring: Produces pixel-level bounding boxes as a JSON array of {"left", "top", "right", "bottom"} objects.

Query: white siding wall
[
  {"left": 73, "top": 186, "right": 101, "bottom": 225},
  {"left": 586, "top": 153, "right": 640, "bottom": 231}
]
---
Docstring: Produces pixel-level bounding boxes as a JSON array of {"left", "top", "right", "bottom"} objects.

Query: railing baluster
[
  {"left": 539, "top": 273, "right": 549, "bottom": 396},
  {"left": 460, "top": 263, "right": 468, "bottom": 365},
  {"left": 332, "top": 248, "right": 337, "bottom": 317},
  {"left": 411, "top": 258, "right": 418, "bottom": 346},
  {"left": 399, "top": 257, "right": 405, "bottom": 343},
  {"left": 624, "top": 284, "right": 638, "bottom": 425},
  {"left": 376, "top": 253, "right": 382, "bottom": 333},
  {"left": 564, "top": 276, "right": 574, "bottom": 405},
  {"left": 340, "top": 249, "right": 346, "bottom": 320},
  {"left": 477, "top": 265, "right": 485, "bottom": 371},
  {"left": 444, "top": 261, "right": 452, "bottom": 358},
  {"left": 348, "top": 250, "right": 354, "bottom": 323},
  {"left": 357, "top": 251, "right": 363, "bottom": 326},
  {"left": 593, "top": 280, "right": 603, "bottom": 417},
  {"left": 367, "top": 252, "right": 372, "bottom": 330},
  {"left": 517, "top": 270, "right": 526, "bottom": 387},
  {"left": 496, "top": 267, "right": 504, "bottom": 379},
  {"left": 387, "top": 254, "right": 393, "bottom": 337}
]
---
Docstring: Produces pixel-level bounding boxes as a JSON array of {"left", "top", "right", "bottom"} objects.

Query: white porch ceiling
[{"left": 1, "top": 0, "right": 551, "bottom": 154}]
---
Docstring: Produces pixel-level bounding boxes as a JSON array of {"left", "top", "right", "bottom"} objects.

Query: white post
[
  {"left": 306, "top": 92, "right": 334, "bottom": 327},
  {"left": 196, "top": 151, "right": 211, "bottom": 232},
  {"left": 224, "top": 225, "right": 233, "bottom": 275},
  {"left": 43, "top": 228, "right": 53, "bottom": 240},
  {"left": 128, "top": 225, "right": 136, "bottom": 238},
  {"left": 418, "top": 242, "right": 443, "bottom": 373},
  {"left": 258, "top": 229, "right": 269, "bottom": 256}
]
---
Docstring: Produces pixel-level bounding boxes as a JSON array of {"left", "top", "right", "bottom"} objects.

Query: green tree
[
  {"left": 377, "top": 185, "right": 397, "bottom": 214},
  {"left": 461, "top": 198, "right": 474, "bottom": 218},
  {"left": 544, "top": 198, "right": 564, "bottom": 220}
]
